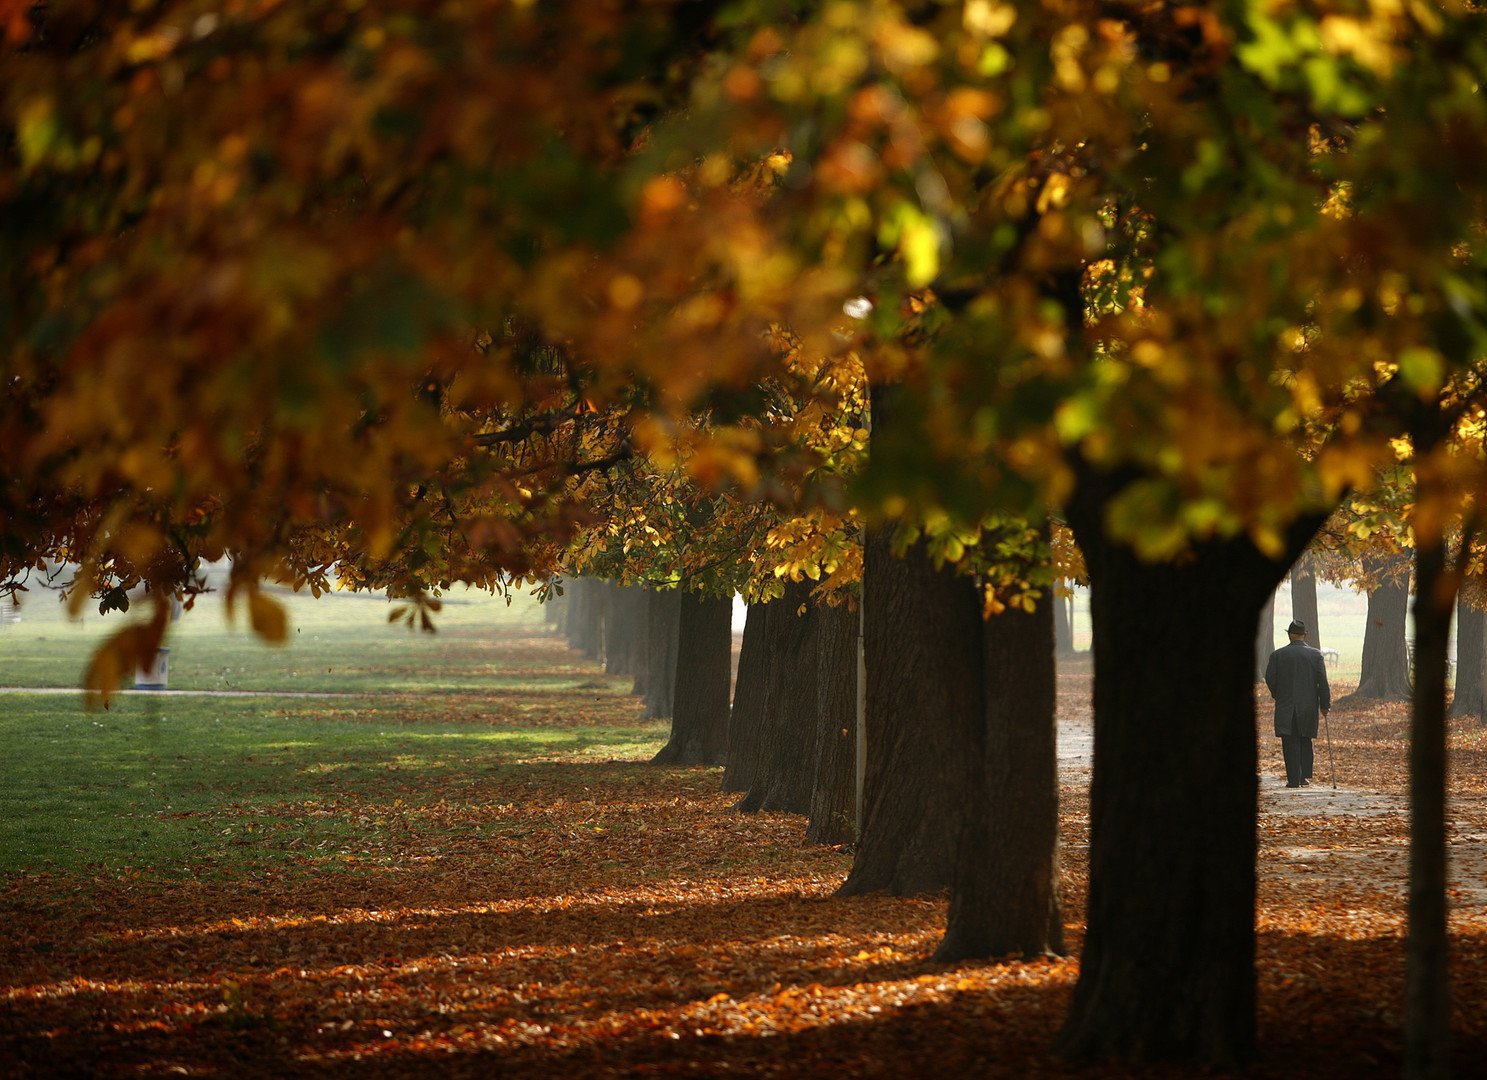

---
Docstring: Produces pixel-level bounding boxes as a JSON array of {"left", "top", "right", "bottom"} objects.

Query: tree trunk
[
  {"left": 722, "top": 603, "right": 769, "bottom": 793},
  {"left": 807, "top": 598, "right": 858, "bottom": 845},
  {"left": 642, "top": 589, "right": 681, "bottom": 720},
  {"left": 543, "top": 584, "right": 563, "bottom": 630},
  {"left": 1406, "top": 535, "right": 1453, "bottom": 1079},
  {"left": 1450, "top": 596, "right": 1483, "bottom": 719},
  {"left": 651, "top": 593, "right": 730, "bottom": 765},
  {"left": 630, "top": 586, "right": 652, "bottom": 701},
  {"left": 836, "top": 529, "right": 983, "bottom": 897},
  {"left": 1055, "top": 472, "right": 1314, "bottom": 1068},
  {"left": 736, "top": 580, "right": 819, "bottom": 815},
  {"left": 1290, "top": 554, "right": 1322, "bottom": 650},
  {"left": 1353, "top": 555, "right": 1412, "bottom": 701},
  {"left": 1255, "top": 589, "right": 1276, "bottom": 680},
  {"left": 937, "top": 575, "right": 1062, "bottom": 961},
  {"left": 605, "top": 584, "right": 646, "bottom": 679},
  {"left": 1054, "top": 588, "right": 1076, "bottom": 655}
]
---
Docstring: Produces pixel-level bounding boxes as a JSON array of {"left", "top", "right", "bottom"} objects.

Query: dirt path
[{"left": 1055, "top": 664, "right": 1487, "bottom": 915}]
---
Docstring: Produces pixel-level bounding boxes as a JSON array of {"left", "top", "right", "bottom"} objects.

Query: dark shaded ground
[{"left": 2, "top": 643, "right": 1485, "bottom": 1077}]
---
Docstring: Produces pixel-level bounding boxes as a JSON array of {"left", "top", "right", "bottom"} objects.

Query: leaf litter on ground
[{"left": 1, "top": 638, "right": 1485, "bottom": 1077}]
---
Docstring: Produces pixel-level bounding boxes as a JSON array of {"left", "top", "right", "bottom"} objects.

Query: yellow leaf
[{"left": 249, "top": 591, "right": 288, "bottom": 643}]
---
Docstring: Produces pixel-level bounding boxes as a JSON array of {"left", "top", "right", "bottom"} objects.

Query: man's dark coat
[{"left": 1264, "top": 639, "right": 1332, "bottom": 738}]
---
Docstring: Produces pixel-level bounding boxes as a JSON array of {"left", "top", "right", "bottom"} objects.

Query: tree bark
[
  {"left": 605, "top": 584, "right": 646, "bottom": 679},
  {"left": 836, "top": 529, "right": 983, "bottom": 897},
  {"left": 1290, "top": 554, "right": 1322, "bottom": 650},
  {"left": 642, "top": 589, "right": 681, "bottom": 720},
  {"left": 722, "top": 602, "right": 769, "bottom": 793},
  {"left": 937, "top": 578, "right": 1062, "bottom": 961},
  {"left": 1353, "top": 554, "right": 1412, "bottom": 701},
  {"left": 1403, "top": 526, "right": 1451, "bottom": 1080},
  {"left": 1449, "top": 596, "right": 1483, "bottom": 719},
  {"left": 1255, "top": 589, "right": 1276, "bottom": 680},
  {"left": 651, "top": 593, "right": 730, "bottom": 765},
  {"left": 1055, "top": 471, "right": 1316, "bottom": 1068},
  {"left": 630, "top": 586, "right": 652, "bottom": 701},
  {"left": 1054, "top": 588, "right": 1076, "bottom": 655},
  {"left": 807, "top": 597, "right": 858, "bottom": 845},
  {"left": 1406, "top": 534, "right": 1453, "bottom": 1080},
  {"left": 736, "top": 579, "right": 819, "bottom": 815}
]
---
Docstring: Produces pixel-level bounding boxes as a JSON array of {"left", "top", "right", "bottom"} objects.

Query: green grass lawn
[
  {"left": 0, "top": 582, "right": 665, "bottom": 878},
  {"left": 0, "top": 575, "right": 577, "bottom": 692}
]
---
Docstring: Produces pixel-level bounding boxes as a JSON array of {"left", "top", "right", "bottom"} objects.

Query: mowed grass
[
  {"left": 0, "top": 576, "right": 595, "bottom": 693},
  {"left": 0, "top": 585, "right": 667, "bottom": 878}
]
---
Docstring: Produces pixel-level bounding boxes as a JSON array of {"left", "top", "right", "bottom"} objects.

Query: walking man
[{"left": 1264, "top": 619, "right": 1332, "bottom": 788}]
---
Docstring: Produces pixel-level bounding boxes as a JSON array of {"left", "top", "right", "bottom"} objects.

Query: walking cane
[{"left": 1322, "top": 709, "right": 1337, "bottom": 790}]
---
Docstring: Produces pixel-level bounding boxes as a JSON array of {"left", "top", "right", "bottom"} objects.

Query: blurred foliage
[{"left": 3, "top": 0, "right": 1486, "bottom": 692}]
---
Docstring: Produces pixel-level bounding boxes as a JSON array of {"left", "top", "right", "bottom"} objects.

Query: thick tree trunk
[
  {"left": 651, "top": 593, "right": 730, "bottom": 765},
  {"left": 1056, "top": 473, "right": 1311, "bottom": 1068},
  {"left": 937, "top": 580, "right": 1062, "bottom": 961},
  {"left": 1255, "top": 589, "right": 1276, "bottom": 680},
  {"left": 1290, "top": 554, "right": 1322, "bottom": 650},
  {"left": 836, "top": 530, "right": 983, "bottom": 897},
  {"left": 1354, "top": 555, "right": 1412, "bottom": 701},
  {"left": 722, "top": 603, "right": 769, "bottom": 793},
  {"left": 1449, "top": 596, "right": 1483, "bottom": 719},
  {"left": 1054, "top": 588, "right": 1076, "bottom": 655},
  {"left": 736, "top": 580, "right": 819, "bottom": 814},
  {"left": 642, "top": 589, "right": 681, "bottom": 720},
  {"left": 807, "top": 598, "right": 858, "bottom": 845},
  {"left": 1406, "top": 537, "right": 1453, "bottom": 1080}
]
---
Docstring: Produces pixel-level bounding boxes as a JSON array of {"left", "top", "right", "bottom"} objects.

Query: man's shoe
[
  {"left": 1286, "top": 782, "right": 1301, "bottom": 788},
  {"left": 1299, "top": 779, "right": 1310, "bottom": 786}
]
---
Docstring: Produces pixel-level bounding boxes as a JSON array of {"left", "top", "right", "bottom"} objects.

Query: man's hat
[{"left": 1287, "top": 619, "right": 1307, "bottom": 636}]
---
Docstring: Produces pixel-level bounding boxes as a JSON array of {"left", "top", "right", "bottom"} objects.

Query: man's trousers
[{"left": 1281, "top": 734, "right": 1314, "bottom": 786}]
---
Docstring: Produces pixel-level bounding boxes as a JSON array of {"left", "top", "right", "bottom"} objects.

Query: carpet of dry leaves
[{"left": 3, "top": 635, "right": 1486, "bottom": 1078}]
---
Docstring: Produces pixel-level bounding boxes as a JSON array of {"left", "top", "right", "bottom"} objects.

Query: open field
[{"left": 2, "top": 588, "right": 1486, "bottom": 1077}]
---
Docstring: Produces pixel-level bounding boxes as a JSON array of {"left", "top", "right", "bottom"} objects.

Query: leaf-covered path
[{"left": 2, "top": 629, "right": 1486, "bottom": 1077}]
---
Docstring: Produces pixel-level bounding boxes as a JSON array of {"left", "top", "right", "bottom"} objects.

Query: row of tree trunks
[
  {"left": 729, "top": 581, "right": 858, "bottom": 844},
  {"left": 735, "top": 580, "right": 820, "bottom": 814},
  {"left": 721, "top": 603, "right": 769, "bottom": 793},
  {"left": 838, "top": 530, "right": 983, "bottom": 896},
  {"left": 651, "top": 593, "right": 732, "bottom": 764},
  {"left": 936, "top": 562, "right": 1062, "bottom": 961}
]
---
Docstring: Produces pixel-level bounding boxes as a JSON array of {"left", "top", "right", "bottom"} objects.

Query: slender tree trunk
[
  {"left": 543, "top": 584, "right": 562, "bottom": 630},
  {"left": 722, "top": 603, "right": 769, "bottom": 793},
  {"left": 1406, "top": 534, "right": 1453, "bottom": 1079},
  {"left": 651, "top": 593, "right": 731, "bottom": 765},
  {"left": 1054, "top": 588, "right": 1076, "bottom": 655},
  {"left": 642, "top": 589, "right": 681, "bottom": 720},
  {"left": 937, "top": 573, "right": 1062, "bottom": 961},
  {"left": 836, "top": 530, "right": 982, "bottom": 897},
  {"left": 1055, "top": 472, "right": 1314, "bottom": 1068},
  {"left": 1354, "top": 555, "right": 1412, "bottom": 701},
  {"left": 1290, "top": 554, "right": 1322, "bottom": 650},
  {"left": 808, "top": 598, "right": 858, "bottom": 845},
  {"left": 1255, "top": 590, "right": 1276, "bottom": 680},
  {"left": 737, "top": 580, "right": 819, "bottom": 814},
  {"left": 1449, "top": 596, "right": 1483, "bottom": 719}
]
